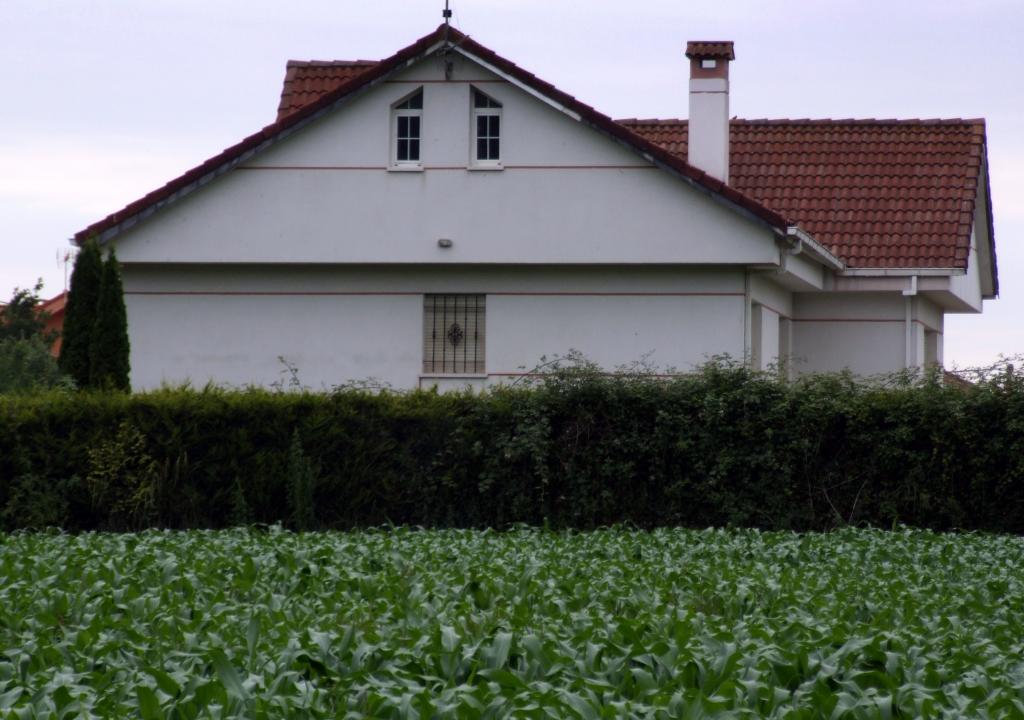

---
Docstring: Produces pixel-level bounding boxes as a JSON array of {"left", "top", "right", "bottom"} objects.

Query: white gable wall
[{"left": 111, "top": 55, "right": 780, "bottom": 267}]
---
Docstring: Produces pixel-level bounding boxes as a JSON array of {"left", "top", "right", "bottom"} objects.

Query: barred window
[{"left": 423, "top": 295, "right": 485, "bottom": 374}]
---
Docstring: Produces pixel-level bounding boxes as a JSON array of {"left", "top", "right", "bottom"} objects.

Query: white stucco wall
[
  {"left": 124, "top": 265, "right": 747, "bottom": 390},
  {"left": 750, "top": 304, "right": 780, "bottom": 371},
  {"left": 109, "top": 54, "right": 779, "bottom": 268},
  {"left": 791, "top": 294, "right": 908, "bottom": 377},
  {"left": 790, "top": 292, "right": 947, "bottom": 376},
  {"left": 749, "top": 274, "right": 792, "bottom": 317}
]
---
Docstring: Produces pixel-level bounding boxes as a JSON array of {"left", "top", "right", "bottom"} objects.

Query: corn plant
[{"left": 1, "top": 527, "right": 1023, "bottom": 717}]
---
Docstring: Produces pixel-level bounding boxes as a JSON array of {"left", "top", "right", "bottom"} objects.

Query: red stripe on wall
[
  {"left": 125, "top": 291, "right": 745, "bottom": 298},
  {"left": 125, "top": 291, "right": 422, "bottom": 296},
  {"left": 235, "top": 164, "right": 655, "bottom": 171},
  {"left": 792, "top": 317, "right": 941, "bottom": 331},
  {"left": 791, "top": 318, "right": 905, "bottom": 323}
]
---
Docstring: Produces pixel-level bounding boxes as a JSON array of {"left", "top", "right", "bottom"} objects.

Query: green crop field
[{"left": 1, "top": 527, "right": 1023, "bottom": 718}]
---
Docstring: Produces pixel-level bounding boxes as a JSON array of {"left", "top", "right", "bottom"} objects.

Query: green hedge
[{"left": 2, "top": 362, "right": 1024, "bottom": 532}]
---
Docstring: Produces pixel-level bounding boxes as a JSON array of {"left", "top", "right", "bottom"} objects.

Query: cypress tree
[
  {"left": 90, "top": 248, "right": 131, "bottom": 391},
  {"left": 58, "top": 239, "right": 103, "bottom": 387}
]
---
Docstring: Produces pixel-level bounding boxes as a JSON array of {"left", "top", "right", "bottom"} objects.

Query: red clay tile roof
[
  {"left": 75, "top": 25, "right": 792, "bottom": 245},
  {"left": 619, "top": 118, "right": 991, "bottom": 272},
  {"left": 277, "top": 60, "right": 378, "bottom": 121},
  {"left": 685, "top": 42, "right": 735, "bottom": 60}
]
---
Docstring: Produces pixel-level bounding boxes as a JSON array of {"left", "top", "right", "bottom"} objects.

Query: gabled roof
[
  {"left": 74, "top": 25, "right": 795, "bottom": 246},
  {"left": 619, "top": 118, "right": 995, "bottom": 278}
]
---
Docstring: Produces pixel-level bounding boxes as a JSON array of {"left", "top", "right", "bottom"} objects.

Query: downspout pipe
[{"left": 902, "top": 275, "right": 918, "bottom": 369}]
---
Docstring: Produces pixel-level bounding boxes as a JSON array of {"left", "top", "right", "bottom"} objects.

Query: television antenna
[{"left": 441, "top": 0, "right": 454, "bottom": 79}]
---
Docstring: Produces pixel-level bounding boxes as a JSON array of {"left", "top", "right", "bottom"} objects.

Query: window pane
[
  {"left": 397, "top": 116, "right": 409, "bottom": 137},
  {"left": 474, "top": 90, "right": 487, "bottom": 108},
  {"left": 409, "top": 139, "right": 419, "bottom": 161},
  {"left": 409, "top": 116, "right": 420, "bottom": 137},
  {"left": 397, "top": 139, "right": 408, "bottom": 161},
  {"left": 489, "top": 138, "right": 499, "bottom": 159},
  {"left": 399, "top": 91, "right": 423, "bottom": 110},
  {"left": 489, "top": 116, "right": 500, "bottom": 136},
  {"left": 477, "top": 115, "right": 488, "bottom": 137},
  {"left": 477, "top": 138, "right": 487, "bottom": 159}
]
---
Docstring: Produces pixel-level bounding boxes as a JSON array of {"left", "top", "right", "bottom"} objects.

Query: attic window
[
  {"left": 471, "top": 88, "right": 502, "bottom": 167},
  {"left": 392, "top": 90, "right": 423, "bottom": 166}
]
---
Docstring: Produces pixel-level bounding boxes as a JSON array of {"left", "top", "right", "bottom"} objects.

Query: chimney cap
[{"left": 685, "top": 41, "right": 735, "bottom": 61}]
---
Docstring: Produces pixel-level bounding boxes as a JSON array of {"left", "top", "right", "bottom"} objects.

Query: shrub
[
  {"left": 286, "top": 430, "right": 317, "bottom": 531},
  {"left": 2, "top": 361, "right": 1024, "bottom": 533}
]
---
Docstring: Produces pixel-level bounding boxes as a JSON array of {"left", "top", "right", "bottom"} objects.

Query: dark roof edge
[
  {"left": 979, "top": 140, "right": 998, "bottom": 297},
  {"left": 74, "top": 24, "right": 794, "bottom": 245}
]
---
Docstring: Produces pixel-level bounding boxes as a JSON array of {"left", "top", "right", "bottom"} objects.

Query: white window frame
[
  {"left": 391, "top": 89, "right": 423, "bottom": 169},
  {"left": 470, "top": 87, "right": 502, "bottom": 169}
]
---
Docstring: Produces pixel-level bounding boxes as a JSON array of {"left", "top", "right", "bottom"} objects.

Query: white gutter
[
  {"left": 842, "top": 267, "right": 964, "bottom": 277},
  {"left": 782, "top": 226, "right": 845, "bottom": 271}
]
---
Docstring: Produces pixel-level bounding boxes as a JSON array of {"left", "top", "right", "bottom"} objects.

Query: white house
[{"left": 75, "top": 25, "right": 997, "bottom": 390}]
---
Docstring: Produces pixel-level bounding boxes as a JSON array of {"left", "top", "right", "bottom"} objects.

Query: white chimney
[{"left": 686, "top": 41, "right": 734, "bottom": 183}]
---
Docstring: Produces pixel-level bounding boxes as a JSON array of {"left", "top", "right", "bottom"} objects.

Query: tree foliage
[
  {"left": 90, "top": 248, "right": 131, "bottom": 391},
  {"left": 59, "top": 240, "right": 103, "bottom": 387},
  {"left": 0, "top": 281, "right": 70, "bottom": 394},
  {"left": 0, "top": 335, "right": 70, "bottom": 394},
  {"left": 0, "top": 279, "right": 52, "bottom": 343}
]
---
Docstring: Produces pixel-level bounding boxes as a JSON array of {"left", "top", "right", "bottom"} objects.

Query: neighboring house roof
[
  {"left": 73, "top": 25, "right": 795, "bottom": 247},
  {"left": 277, "top": 60, "right": 379, "bottom": 120},
  {"left": 0, "top": 291, "right": 65, "bottom": 356},
  {"left": 39, "top": 291, "right": 66, "bottom": 357},
  {"left": 619, "top": 118, "right": 994, "bottom": 275}
]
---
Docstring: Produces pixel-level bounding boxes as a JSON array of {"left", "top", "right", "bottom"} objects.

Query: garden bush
[{"left": 2, "top": 360, "right": 1024, "bottom": 532}]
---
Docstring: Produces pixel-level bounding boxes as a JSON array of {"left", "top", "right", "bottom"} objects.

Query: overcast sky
[{"left": 2, "top": 0, "right": 1021, "bottom": 369}]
